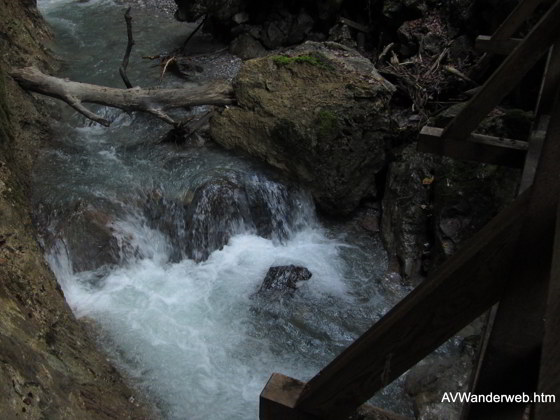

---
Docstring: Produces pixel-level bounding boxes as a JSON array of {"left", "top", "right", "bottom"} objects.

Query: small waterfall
[{"left": 34, "top": 0, "right": 412, "bottom": 418}]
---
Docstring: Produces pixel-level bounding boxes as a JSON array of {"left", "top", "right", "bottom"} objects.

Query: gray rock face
[
  {"left": 257, "top": 265, "right": 312, "bottom": 298},
  {"left": 61, "top": 206, "right": 120, "bottom": 272},
  {"left": 381, "top": 144, "right": 436, "bottom": 280},
  {"left": 211, "top": 41, "right": 395, "bottom": 215},
  {"left": 381, "top": 140, "right": 519, "bottom": 281}
]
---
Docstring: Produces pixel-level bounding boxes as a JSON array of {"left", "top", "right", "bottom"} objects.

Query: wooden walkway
[{"left": 260, "top": 1, "right": 560, "bottom": 418}]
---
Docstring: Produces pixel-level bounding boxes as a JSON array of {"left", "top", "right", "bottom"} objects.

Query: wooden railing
[{"left": 260, "top": 1, "right": 560, "bottom": 419}]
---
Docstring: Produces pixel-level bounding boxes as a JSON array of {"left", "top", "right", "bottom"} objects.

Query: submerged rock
[
  {"left": 184, "top": 177, "right": 251, "bottom": 261},
  {"left": 256, "top": 265, "right": 312, "bottom": 298},
  {"left": 181, "top": 174, "right": 307, "bottom": 262},
  {"left": 210, "top": 41, "right": 395, "bottom": 215}
]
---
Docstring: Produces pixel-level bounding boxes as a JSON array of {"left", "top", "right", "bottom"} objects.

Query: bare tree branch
[
  {"left": 11, "top": 66, "right": 235, "bottom": 127},
  {"left": 119, "top": 7, "right": 135, "bottom": 89}
]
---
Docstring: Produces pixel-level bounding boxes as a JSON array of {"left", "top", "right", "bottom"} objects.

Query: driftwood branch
[
  {"left": 182, "top": 15, "right": 206, "bottom": 53},
  {"left": 119, "top": 7, "right": 135, "bottom": 89},
  {"left": 11, "top": 66, "right": 235, "bottom": 127}
]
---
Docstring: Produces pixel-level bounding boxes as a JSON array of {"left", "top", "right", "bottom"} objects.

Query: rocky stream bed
[{"left": 0, "top": 0, "right": 529, "bottom": 419}]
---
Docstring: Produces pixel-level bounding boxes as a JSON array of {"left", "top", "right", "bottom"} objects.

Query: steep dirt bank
[{"left": 0, "top": 1, "right": 155, "bottom": 418}]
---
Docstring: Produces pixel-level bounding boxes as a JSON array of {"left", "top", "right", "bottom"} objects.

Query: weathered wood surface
[
  {"left": 520, "top": 42, "right": 560, "bottom": 191},
  {"left": 463, "top": 77, "right": 560, "bottom": 420},
  {"left": 443, "top": 0, "right": 560, "bottom": 141},
  {"left": 293, "top": 190, "right": 531, "bottom": 420},
  {"left": 471, "top": 0, "right": 551, "bottom": 79},
  {"left": 10, "top": 66, "right": 235, "bottom": 126},
  {"left": 534, "top": 197, "right": 560, "bottom": 419},
  {"left": 418, "top": 126, "right": 527, "bottom": 167},
  {"left": 475, "top": 35, "right": 521, "bottom": 55},
  {"left": 260, "top": 373, "right": 411, "bottom": 420}
]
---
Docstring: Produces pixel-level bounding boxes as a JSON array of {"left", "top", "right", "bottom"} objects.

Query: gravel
[{"left": 114, "top": 0, "right": 177, "bottom": 16}]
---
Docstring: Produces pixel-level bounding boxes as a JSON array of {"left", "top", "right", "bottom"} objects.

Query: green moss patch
[{"left": 316, "top": 109, "right": 339, "bottom": 138}]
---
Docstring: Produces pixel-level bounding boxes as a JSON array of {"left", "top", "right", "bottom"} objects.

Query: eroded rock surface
[{"left": 0, "top": 1, "right": 155, "bottom": 418}]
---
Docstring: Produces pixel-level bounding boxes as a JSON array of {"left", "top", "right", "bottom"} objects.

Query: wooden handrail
[{"left": 443, "top": 0, "right": 560, "bottom": 141}]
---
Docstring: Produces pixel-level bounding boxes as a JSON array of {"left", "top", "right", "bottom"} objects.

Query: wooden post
[
  {"left": 418, "top": 126, "right": 527, "bottom": 167},
  {"left": 462, "top": 67, "right": 560, "bottom": 420},
  {"left": 534, "top": 194, "right": 560, "bottom": 419}
]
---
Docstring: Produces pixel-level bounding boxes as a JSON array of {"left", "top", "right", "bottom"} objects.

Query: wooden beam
[
  {"left": 475, "top": 35, "right": 521, "bottom": 55},
  {"left": 520, "top": 42, "right": 560, "bottom": 192},
  {"left": 534, "top": 196, "right": 560, "bottom": 419},
  {"left": 260, "top": 374, "right": 410, "bottom": 420},
  {"left": 261, "top": 374, "right": 317, "bottom": 420},
  {"left": 488, "top": 0, "right": 550, "bottom": 41},
  {"left": 519, "top": 115, "right": 549, "bottom": 193},
  {"left": 291, "top": 190, "right": 531, "bottom": 420},
  {"left": 418, "top": 126, "right": 527, "bottom": 167},
  {"left": 463, "top": 71, "right": 560, "bottom": 420},
  {"left": 443, "top": 0, "right": 560, "bottom": 141},
  {"left": 535, "top": 43, "right": 560, "bottom": 119},
  {"left": 471, "top": 0, "right": 550, "bottom": 80}
]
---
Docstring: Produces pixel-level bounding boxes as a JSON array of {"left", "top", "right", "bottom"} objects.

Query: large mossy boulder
[{"left": 210, "top": 41, "right": 395, "bottom": 215}]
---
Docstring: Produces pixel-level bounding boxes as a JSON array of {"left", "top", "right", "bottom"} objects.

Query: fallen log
[{"left": 10, "top": 66, "right": 235, "bottom": 126}]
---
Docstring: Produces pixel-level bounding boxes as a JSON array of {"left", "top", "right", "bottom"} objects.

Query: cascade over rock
[{"left": 210, "top": 41, "right": 395, "bottom": 215}]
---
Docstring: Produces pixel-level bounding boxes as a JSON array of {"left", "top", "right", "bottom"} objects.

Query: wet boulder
[
  {"left": 183, "top": 175, "right": 303, "bottom": 261},
  {"left": 256, "top": 265, "right": 312, "bottom": 298},
  {"left": 210, "top": 41, "right": 395, "bottom": 215},
  {"left": 184, "top": 177, "right": 251, "bottom": 262},
  {"left": 60, "top": 205, "right": 120, "bottom": 272}
]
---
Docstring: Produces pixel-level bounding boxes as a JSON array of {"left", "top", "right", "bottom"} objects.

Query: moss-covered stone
[{"left": 211, "top": 41, "right": 395, "bottom": 214}]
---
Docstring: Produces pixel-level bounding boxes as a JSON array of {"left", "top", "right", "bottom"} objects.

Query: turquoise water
[{"left": 35, "top": 1, "right": 413, "bottom": 418}]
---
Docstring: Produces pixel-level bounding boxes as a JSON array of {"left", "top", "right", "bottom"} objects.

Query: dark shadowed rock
[
  {"left": 62, "top": 206, "right": 120, "bottom": 272},
  {"left": 211, "top": 41, "right": 395, "bottom": 215},
  {"left": 257, "top": 265, "right": 312, "bottom": 297},
  {"left": 230, "top": 33, "right": 267, "bottom": 59}
]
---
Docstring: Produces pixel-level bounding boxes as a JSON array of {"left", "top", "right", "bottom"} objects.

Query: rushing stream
[{"left": 34, "top": 1, "right": 414, "bottom": 418}]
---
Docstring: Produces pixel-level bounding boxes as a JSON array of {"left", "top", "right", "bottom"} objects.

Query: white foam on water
[{"left": 49, "top": 222, "right": 354, "bottom": 419}]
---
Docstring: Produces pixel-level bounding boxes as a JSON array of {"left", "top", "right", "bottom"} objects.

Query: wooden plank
[
  {"left": 534, "top": 197, "right": 560, "bottom": 419},
  {"left": 519, "top": 115, "right": 549, "bottom": 193},
  {"left": 260, "top": 373, "right": 317, "bottom": 420},
  {"left": 489, "top": 0, "right": 549, "bottom": 40},
  {"left": 260, "top": 373, "right": 410, "bottom": 420},
  {"left": 443, "top": 0, "right": 560, "bottom": 141},
  {"left": 475, "top": 35, "right": 521, "bottom": 55},
  {"left": 535, "top": 43, "right": 560, "bottom": 118},
  {"left": 471, "top": 0, "right": 550, "bottom": 80},
  {"left": 463, "top": 73, "right": 560, "bottom": 420},
  {"left": 293, "top": 191, "right": 531, "bottom": 420},
  {"left": 418, "top": 126, "right": 527, "bottom": 167},
  {"left": 520, "top": 42, "right": 560, "bottom": 191}
]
